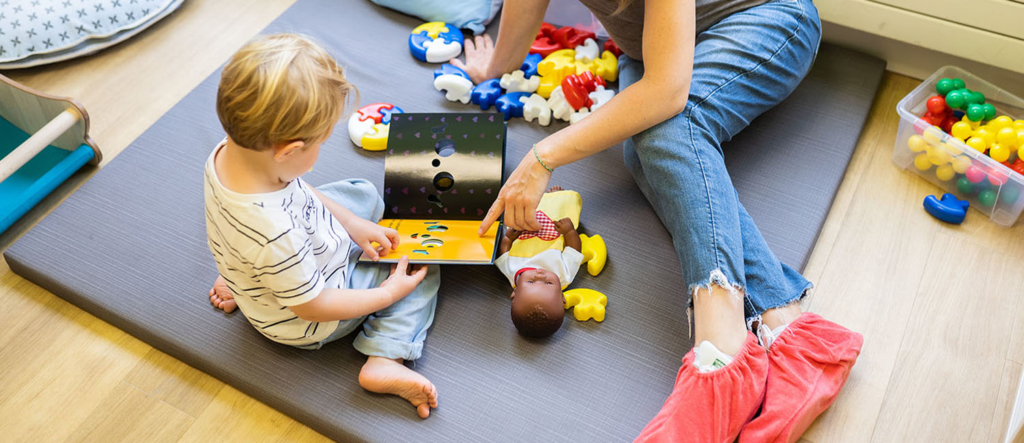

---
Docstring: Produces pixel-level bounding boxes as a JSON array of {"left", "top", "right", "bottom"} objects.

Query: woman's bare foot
[
  {"left": 359, "top": 356, "right": 438, "bottom": 418},
  {"left": 209, "top": 275, "right": 237, "bottom": 313},
  {"left": 692, "top": 284, "right": 748, "bottom": 358},
  {"left": 547, "top": 185, "right": 563, "bottom": 193}
]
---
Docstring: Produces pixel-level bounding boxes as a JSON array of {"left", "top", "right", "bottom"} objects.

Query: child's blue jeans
[
  {"left": 299, "top": 179, "right": 439, "bottom": 361},
  {"left": 618, "top": 0, "right": 820, "bottom": 321}
]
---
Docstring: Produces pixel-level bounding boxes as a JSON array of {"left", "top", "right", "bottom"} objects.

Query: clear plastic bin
[{"left": 893, "top": 66, "right": 1024, "bottom": 226}]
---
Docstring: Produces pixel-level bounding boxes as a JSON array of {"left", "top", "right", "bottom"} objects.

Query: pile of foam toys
[
  {"left": 907, "top": 77, "right": 1024, "bottom": 208},
  {"left": 424, "top": 21, "right": 621, "bottom": 126}
]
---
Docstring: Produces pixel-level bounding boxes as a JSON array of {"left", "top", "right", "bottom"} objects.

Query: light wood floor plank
[
  {"left": 66, "top": 381, "right": 195, "bottom": 443},
  {"left": 871, "top": 231, "right": 1022, "bottom": 442},
  {"left": 123, "top": 348, "right": 225, "bottom": 418},
  {"left": 992, "top": 359, "right": 1022, "bottom": 443},
  {"left": 177, "top": 386, "right": 331, "bottom": 443}
]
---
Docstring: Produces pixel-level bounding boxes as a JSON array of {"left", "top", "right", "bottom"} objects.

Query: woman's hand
[
  {"left": 479, "top": 150, "right": 552, "bottom": 234},
  {"left": 450, "top": 35, "right": 495, "bottom": 84},
  {"left": 346, "top": 218, "right": 399, "bottom": 261}
]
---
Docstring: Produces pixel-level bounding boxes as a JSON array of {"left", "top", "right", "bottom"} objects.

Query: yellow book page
[{"left": 360, "top": 219, "right": 501, "bottom": 264}]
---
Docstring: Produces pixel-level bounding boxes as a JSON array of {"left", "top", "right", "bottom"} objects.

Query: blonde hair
[
  {"left": 216, "top": 33, "right": 356, "bottom": 151},
  {"left": 613, "top": 0, "right": 636, "bottom": 15}
]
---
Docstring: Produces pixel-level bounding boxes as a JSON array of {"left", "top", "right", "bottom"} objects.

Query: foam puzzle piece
[
  {"left": 563, "top": 288, "right": 607, "bottom": 322},
  {"left": 924, "top": 193, "right": 970, "bottom": 224},
  {"left": 434, "top": 74, "right": 473, "bottom": 104},
  {"left": 355, "top": 103, "right": 394, "bottom": 124},
  {"left": 521, "top": 53, "right": 542, "bottom": 78},
  {"left": 537, "top": 22, "right": 556, "bottom": 39},
  {"left": 574, "top": 38, "right": 599, "bottom": 63},
  {"left": 604, "top": 39, "right": 623, "bottom": 57},
  {"left": 530, "top": 36, "right": 562, "bottom": 58},
  {"left": 433, "top": 63, "right": 470, "bottom": 80},
  {"left": 547, "top": 86, "right": 574, "bottom": 122},
  {"left": 520, "top": 93, "right": 552, "bottom": 126},
  {"left": 348, "top": 113, "right": 375, "bottom": 147},
  {"left": 560, "top": 74, "right": 594, "bottom": 110},
  {"left": 499, "top": 70, "right": 540, "bottom": 93},
  {"left": 552, "top": 26, "right": 595, "bottom": 49},
  {"left": 495, "top": 92, "right": 531, "bottom": 120},
  {"left": 537, "top": 75, "right": 561, "bottom": 99},
  {"left": 424, "top": 38, "right": 463, "bottom": 63},
  {"left": 588, "top": 85, "right": 614, "bottom": 111},
  {"left": 409, "top": 22, "right": 463, "bottom": 63},
  {"left": 471, "top": 79, "right": 503, "bottom": 110},
  {"left": 593, "top": 50, "right": 618, "bottom": 82},
  {"left": 362, "top": 123, "right": 390, "bottom": 151},
  {"left": 569, "top": 107, "right": 590, "bottom": 125},
  {"left": 580, "top": 233, "right": 607, "bottom": 276},
  {"left": 379, "top": 105, "right": 404, "bottom": 125},
  {"left": 538, "top": 49, "right": 577, "bottom": 80}
]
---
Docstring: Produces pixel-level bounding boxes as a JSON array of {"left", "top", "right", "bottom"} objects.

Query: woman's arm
[
  {"left": 480, "top": 0, "right": 696, "bottom": 233},
  {"left": 451, "top": 0, "right": 551, "bottom": 83}
]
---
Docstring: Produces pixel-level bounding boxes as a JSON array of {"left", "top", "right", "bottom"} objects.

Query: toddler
[{"left": 204, "top": 34, "right": 439, "bottom": 418}]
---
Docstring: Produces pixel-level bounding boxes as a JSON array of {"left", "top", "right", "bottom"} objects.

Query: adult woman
[{"left": 452, "top": 0, "right": 863, "bottom": 440}]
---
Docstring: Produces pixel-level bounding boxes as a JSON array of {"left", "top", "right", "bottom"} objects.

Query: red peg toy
[
  {"left": 603, "top": 39, "right": 622, "bottom": 57},
  {"left": 552, "top": 26, "right": 596, "bottom": 49},
  {"left": 560, "top": 74, "right": 594, "bottom": 110}
]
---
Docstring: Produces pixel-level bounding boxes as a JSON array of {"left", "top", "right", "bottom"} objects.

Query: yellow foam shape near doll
[{"left": 508, "top": 190, "right": 609, "bottom": 322}]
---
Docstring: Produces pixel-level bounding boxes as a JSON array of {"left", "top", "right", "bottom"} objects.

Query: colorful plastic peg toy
[
  {"left": 500, "top": 70, "right": 540, "bottom": 93},
  {"left": 579, "top": 233, "right": 607, "bottom": 276},
  {"left": 530, "top": 23, "right": 562, "bottom": 57},
  {"left": 520, "top": 52, "right": 542, "bottom": 78},
  {"left": 409, "top": 22, "right": 463, "bottom": 63},
  {"left": 433, "top": 63, "right": 470, "bottom": 80},
  {"left": 551, "top": 26, "right": 595, "bottom": 49},
  {"left": 603, "top": 39, "right": 622, "bottom": 57},
  {"left": 347, "top": 103, "right": 403, "bottom": 151},
  {"left": 923, "top": 193, "right": 969, "bottom": 224},
  {"left": 520, "top": 93, "right": 552, "bottom": 126},
  {"left": 563, "top": 288, "right": 607, "bottom": 322},
  {"left": 434, "top": 74, "right": 474, "bottom": 104}
]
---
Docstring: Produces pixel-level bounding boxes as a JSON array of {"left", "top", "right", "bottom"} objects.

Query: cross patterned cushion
[{"left": 0, "top": 0, "right": 184, "bottom": 69}]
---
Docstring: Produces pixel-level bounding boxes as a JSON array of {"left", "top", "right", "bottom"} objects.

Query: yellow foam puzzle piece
[
  {"left": 580, "top": 233, "right": 607, "bottom": 276},
  {"left": 563, "top": 288, "right": 607, "bottom": 322},
  {"left": 536, "top": 75, "right": 561, "bottom": 99},
  {"left": 592, "top": 50, "right": 618, "bottom": 83},
  {"left": 412, "top": 22, "right": 448, "bottom": 39},
  {"left": 361, "top": 123, "right": 389, "bottom": 151}
]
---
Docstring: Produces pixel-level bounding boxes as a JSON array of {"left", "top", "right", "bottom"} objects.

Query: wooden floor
[{"left": 1, "top": 1, "right": 1021, "bottom": 442}]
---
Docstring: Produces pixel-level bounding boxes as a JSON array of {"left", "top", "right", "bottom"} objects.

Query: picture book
[{"left": 359, "top": 112, "right": 506, "bottom": 264}]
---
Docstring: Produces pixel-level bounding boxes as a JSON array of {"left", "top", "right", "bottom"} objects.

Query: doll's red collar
[{"left": 514, "top": 267, "right": 538, "bottom": 283}]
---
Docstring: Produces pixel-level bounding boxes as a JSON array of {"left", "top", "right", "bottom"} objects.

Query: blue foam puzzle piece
[
  {"left": 408, "top": 31, "right": 431, "bottom": 62},
  {"left": 471, "top": 79, "right": 503, "bottom": 111},
  {"left": 495, "top": 92, "right": 531, "bottom": 120},
  {"left": 438, "top": 25, "right": 463, "bottom": 44},
  {"left": 433, "top": 63, "right": 470, "bottom": 80},
  {"left": 380, "top": 106, "right": 404, "bottom": 125},
  {"left": 923, "top": 193, "right": 970, "bottom": 224},
  {"left": 520, "top": 53, "right": 542, "bottom": 78}
]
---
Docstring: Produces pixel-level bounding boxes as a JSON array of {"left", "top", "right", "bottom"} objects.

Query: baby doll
[{"left": 495, "top": 187, "right": 585, "bottom": 338}]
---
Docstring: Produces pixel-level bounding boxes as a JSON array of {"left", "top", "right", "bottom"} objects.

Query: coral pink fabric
[
  {"left": 635, "top": 333, "right": 768, "bottom": 443},
  {"left": 738, "top": 312, "right": 863, "bottom": 443}
]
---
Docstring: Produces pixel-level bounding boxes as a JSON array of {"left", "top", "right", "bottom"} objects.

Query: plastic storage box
[{"left": 893, "top": 66, "right": 1024, "bottom": 226}]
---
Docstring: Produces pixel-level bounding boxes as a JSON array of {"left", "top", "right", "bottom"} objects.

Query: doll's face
[{"left": 510, "top": 269, "right": 565, "bottom": 338}]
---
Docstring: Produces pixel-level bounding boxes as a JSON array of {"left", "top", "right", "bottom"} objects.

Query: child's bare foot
[
  {"left": 209, "top": 275, "right": 237, "bottom": 313},
  {"left": 547, "top": 186, "right": 563, "bottom": 193},
  {"left": 359, "top": 356, "right": 438, "bottom": 418}
]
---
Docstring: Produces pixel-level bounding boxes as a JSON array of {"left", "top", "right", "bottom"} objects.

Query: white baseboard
[{"left": 823, "top": 21, "right": 1024, "bottom": 99}]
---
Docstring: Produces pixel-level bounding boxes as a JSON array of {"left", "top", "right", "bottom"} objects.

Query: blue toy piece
[
  {"left": 433, "top": 63, "right": 470, "bottom": 80},
  {"left": 380, "top": 105, "right": 404, "bottom": 125},
  {"left": 471, "top": 79, "right": 503, "bottom": 111},
  {"left": 520, "top": 53, "right": 542, "bottom": 78},
  {"left": 495, "top": 92, "right": 531, "bottom": 120},
  {"left": 409, "top": 22, "right": 464, "bottom": 63},
  {"left": 408, "top": 32, "right": 433, "bottom": 63},
  {"left": 923, "top": 193, "right": 970, "bottom": 224}
]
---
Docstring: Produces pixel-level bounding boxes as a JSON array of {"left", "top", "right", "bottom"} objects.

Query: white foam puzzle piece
[
  {"left": 547, "top": 86, "right": 574, "bottom": 122},
  {"left": 520, "top": 93, "right": 552, "bottom": 126},
  {"left": 424, "top": 39, "right": 463, "bottom": 63},
  {"left": 434, "top": 74, "right": 473, "bottom": 104},
  {"left": 347, "top": 112, "right": 375, "bottom": 147},
  {"left": 574, "top": 38, "right": 599, "bottom": 63},
  {"left": 569, "top": 107, "right": 591, "bottom": 124},
  {"left": 500, "top": 70, "right": 540, "bottom": 93},
  {"left": 588, "top": 85, "right": 615, "bottom": 111}
]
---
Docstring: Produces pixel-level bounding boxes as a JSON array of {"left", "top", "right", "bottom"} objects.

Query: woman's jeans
[{"left": 618, "top": 0, "right": 821, "bottom": 322}]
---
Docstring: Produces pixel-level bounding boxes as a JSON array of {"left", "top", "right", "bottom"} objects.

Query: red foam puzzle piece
[{"left": 356, "top": 103, "right": 395, "bottom": 124}]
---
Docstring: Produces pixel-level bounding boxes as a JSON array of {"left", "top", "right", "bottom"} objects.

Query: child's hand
[
  {"left": 554, "top": 217, "right": 575, "bottom": 234},
  {"left": 348, "top": 218, "right": 399, "bottom": 261},
  {"left": 450, "top": 34, "right": 494, "bottom": 84},
  {"left": 505, "top": 227, "right": 521, "bottom": 240},
  {"left": 379, "top": 256, "right": 428, "bottom": 300}
]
